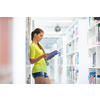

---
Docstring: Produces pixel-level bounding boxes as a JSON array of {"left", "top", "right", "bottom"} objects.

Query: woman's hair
[
  {"left": 31, "top": 28, "right": 44, "bottom": 41},
  {"left": 31, "top": 28, "right": 47, "bottom": 61}
]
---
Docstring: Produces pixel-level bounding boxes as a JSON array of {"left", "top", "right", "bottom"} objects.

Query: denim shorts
[{"left": 32, "top": 72, "right": 49, "bottom": 78}]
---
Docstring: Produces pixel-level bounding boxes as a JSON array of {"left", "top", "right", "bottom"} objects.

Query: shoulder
[{"left": 30, "top": 44, "right": 36, "bottom": 48}]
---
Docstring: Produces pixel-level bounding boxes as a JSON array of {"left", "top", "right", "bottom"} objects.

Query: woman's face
[{"left": 35, "top": 32, "right": 44, "bottom": 42}]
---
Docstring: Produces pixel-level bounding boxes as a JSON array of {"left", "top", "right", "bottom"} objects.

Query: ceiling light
[{"left": 47, "top": 20, "right": 73, "bottom": 23}]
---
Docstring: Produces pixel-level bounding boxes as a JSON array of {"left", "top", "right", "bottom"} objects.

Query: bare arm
[{"left": 30, "top": 53, "right": 50, "bottom": 64}]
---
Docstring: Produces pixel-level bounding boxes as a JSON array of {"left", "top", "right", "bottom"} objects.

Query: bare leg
[
  {"left": 34, "top": 76, "right": 45, "bottom": 84},
  {"left": 44, "top": 77, "right": 51, "bottom": 84}
]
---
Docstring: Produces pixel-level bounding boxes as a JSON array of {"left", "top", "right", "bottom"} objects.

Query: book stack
[
  {"left": 68, "top": 25, "right": 79, "bottom": 42},
  {"left": 88, "top": 72, "right": 96, "bottom": 84},
  {"left": 74, "top": 52, "right": 79, "bottom": 65},
  {"left": 89, "top": 17, "right": 99, "bottom": 28}
]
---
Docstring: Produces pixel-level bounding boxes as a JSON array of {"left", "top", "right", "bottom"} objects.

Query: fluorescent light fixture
[
  {"left": 47, "top": 20, "right": 73, "bottom": 23},
  {"left": 45, "top": 32, "right": 63, "bottom": 34}
]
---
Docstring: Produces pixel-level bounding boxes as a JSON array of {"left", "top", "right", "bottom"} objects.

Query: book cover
[{"left": 45, "top": 50, "right": 59, "bottom": 60}]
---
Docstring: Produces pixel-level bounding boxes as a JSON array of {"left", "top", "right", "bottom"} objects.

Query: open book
[{"left": 45, "top": 50, "right": 59, "bottom": 60}]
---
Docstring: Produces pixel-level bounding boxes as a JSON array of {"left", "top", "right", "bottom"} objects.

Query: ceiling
[{"left": 31, "top": 17, "right": 87, "bottom": 49}]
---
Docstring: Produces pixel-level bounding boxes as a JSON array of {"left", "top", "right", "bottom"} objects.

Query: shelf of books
[
  {"left": 50, "top": 43, "right": 59, "bottom": 83},
  {"left": 65, "top": 19, "right": 89, "bottom": 84},
  {"left": 49, "top": 56, "right": 54, "bottom": 80},
  {"left": 87, "top": 19, "right": 100, "bottom": 84},
  {"left": 56, "top": 36, "right": 66, "bottom": 84},
  {"left": 26, "top": 17, "right": 31, "bottom": 84}
]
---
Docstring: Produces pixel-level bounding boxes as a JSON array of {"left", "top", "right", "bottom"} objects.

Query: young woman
[{"left": 30, "top": 28, "right": 54, "bottom": 84}]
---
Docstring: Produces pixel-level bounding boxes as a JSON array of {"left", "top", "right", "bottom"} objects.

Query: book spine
[
  {"left": 93, "top": 76, "right": 96, "bottom": 84},
  {"left": 98, "top": 23, "right": 100, "bottom": 42},
  {"left": 89, "top": 17, "right": 91, "bottom": 28},
  {"left": 77, "top": 28, "right": 79, "bottom": 35},
  {"left": 75, "top": 53, "right": 77, "bottom": 65},
  {"left": 90, "top": 75, "right": 93, "bottom": 84},
  {"left": 88, "top": 75, "right": 90, "bottom": 84},
  {"left": 94, "top": 52, "right": 96, "bottom": 67},
  {"left": 92, "top": 52, "right": 96, "bottom": 67},
  {"left": 77, "top": 52, "right": 79, "bottom": 64}
]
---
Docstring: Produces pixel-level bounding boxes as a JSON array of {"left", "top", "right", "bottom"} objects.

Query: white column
[{"left": 12, "top": 17, "right": 26, "bottom": 84}]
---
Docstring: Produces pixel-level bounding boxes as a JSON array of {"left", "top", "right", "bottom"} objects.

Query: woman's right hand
[{"left": 42, "top": 53, "right": 50, "bottom": 58}]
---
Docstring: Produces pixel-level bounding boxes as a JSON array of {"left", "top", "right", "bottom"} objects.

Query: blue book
[
  {"left": 45, "top": 50, "right": 59, "bottom": 60},
  {"left": 89, "top": 17, "right": 91, "bottom": 27},
  {"left": 77, "top": 52, "right": 79, "bottom": 64}
]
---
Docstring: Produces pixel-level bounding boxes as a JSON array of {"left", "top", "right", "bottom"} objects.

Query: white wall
[{"left": 12, "top": 17, "right": 26, "bottom": 84}]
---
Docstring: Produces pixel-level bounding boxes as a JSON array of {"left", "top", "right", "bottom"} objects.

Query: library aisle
[
  {"left": 0, "top": 17, "right": 100, "bottom": 84},
  {"left": 39, "top": 17, "right": 100, "bottom": 84}
]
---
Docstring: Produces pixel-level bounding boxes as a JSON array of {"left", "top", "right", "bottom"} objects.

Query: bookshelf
[
  {"left": 49, "top": 56, "right": 54, "bottom": 80},
  {"left": 26, "top": 17, "right": 31, "bottom": 84},
  {"left": 65, "top": 19, "right": 88, "bottom": 84},
  {"left": 87, "top": 20, "right": 100, "bottom": 84},
  {"left": 50, "top": 43, "right": 59, "bottom": 83},
  {"left": 56, "top": 36, "right": 66, "bottom": 84}
]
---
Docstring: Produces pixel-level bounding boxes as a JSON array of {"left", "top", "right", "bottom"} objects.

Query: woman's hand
[
  {"left": 42, "top": 53, "right": 50, "bottom": 58},
  {"left": 47, "top": 56, "right": 55, "bottom": 60}
]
